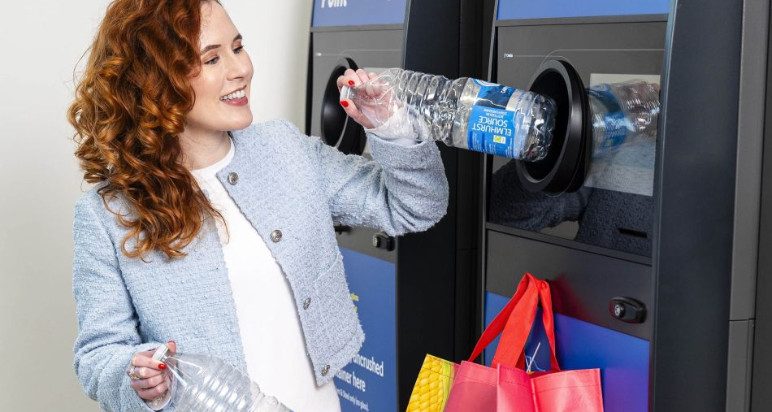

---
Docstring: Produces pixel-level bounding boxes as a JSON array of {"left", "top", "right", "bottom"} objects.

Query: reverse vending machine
[
  {"left": 308, "top": 1, "right": 484, "bottom": 410},
  {"left": 481, "top": 0, "right": 772, "bottom": 411}
]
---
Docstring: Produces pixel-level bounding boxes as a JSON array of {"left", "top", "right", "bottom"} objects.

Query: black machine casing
[
  {"left": 307, "top": 1, "right": 491, "bottom": 409},
  {"left": 481, "top": 0, "right": 772, "bottom": 411}
]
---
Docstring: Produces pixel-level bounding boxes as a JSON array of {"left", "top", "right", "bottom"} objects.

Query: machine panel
[
  {"left": 312, "top": 0, "right": 407, "bottom": 27},
  {"left": 489, "top": 20, "right": 666, "bottom": 257},
  {"left": 497, "top": 0, "right": 669, "bottom": 20},
  {"left": 484, "top": 292, "right": 649, "bottom": 412}
]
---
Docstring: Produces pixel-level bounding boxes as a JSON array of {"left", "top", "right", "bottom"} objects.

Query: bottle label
[
  {"left": 588, "top": 85, "right": 628, "bottom": 148},
  {"left": 472, "top": 79, "right": 515, "bottom": 108},
  {"left": 467, "top": 79, "right": 524, "bottom": 158}
]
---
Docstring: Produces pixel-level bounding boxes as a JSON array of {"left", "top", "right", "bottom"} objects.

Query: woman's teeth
[{"left": 221, "top": 89, "right": 246, "bottom": 101}]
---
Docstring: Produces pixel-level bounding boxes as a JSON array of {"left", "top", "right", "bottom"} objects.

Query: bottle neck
[{"left": 152, "top": 345, "right": 172, "bottom": 363}]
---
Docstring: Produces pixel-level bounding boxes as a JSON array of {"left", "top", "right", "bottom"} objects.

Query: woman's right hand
[
  {"left": 337, "top": 68, "right": 395, "bottom": 129},
  {"left": 128, "top": 341, "right": 177, "bottom": 401}
]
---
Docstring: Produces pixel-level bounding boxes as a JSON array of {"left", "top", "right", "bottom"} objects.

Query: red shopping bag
[{"left": 444, "top": 273, "right": 603, "bottom": 412}]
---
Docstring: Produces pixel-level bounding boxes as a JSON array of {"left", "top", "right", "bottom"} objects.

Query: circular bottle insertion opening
[
  {"left": 515, "top": 59, "right": 590, "bottom": 194},
  {"left": 321, "top": 58, "right": 367, "bottom": 155}
]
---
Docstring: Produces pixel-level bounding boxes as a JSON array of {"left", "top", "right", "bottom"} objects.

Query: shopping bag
[
  {"left": 406, "top": 275, "right": 540, "bottom": 412},
  {"left": 405, "top": 354, "right": 456, "bottom": 412},
  {"left": 445, "top": 273, "right": 604, "bottom": 412},
  {"left": 498, "top": 366, "right": 603, "bottom": 412}
]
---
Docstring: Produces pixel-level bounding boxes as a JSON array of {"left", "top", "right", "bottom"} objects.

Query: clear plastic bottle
[
  {"left": 340, "top": 68, "right": 557, "bottom": 161},
  {"left": 587, "top": 80, "right": 660, "bottom": 156},
  {"left": 151, "top": 345, "right": 289, "bottom": 412}
]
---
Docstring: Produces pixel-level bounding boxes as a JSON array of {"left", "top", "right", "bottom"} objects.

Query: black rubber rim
[
  {"left": 515, "top": 59, "right": 590, "bottom": 194},
  {"left": 320, "top": 58, "right": 367, "bottom": 155}
]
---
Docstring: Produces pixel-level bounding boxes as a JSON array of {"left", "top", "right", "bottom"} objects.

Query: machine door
[
  {"left": 491, "top": 22, "right": 665, "bottom": 257},
  {"left": 484, "top": 11, "right": 667, "bottom": 412},
  {"left": 311, "top": 1, "right": 478, "bottom": 409},
  {"left": 311, "top": 3, "right": 407, "bottom": 409}
]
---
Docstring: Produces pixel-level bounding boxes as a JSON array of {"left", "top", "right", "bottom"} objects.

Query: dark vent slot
[{"left": 618, "top": 228, "right": 648, "bottom": 239}]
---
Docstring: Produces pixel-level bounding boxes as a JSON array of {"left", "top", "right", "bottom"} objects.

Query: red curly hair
[{"left": 68, "top": 0, "right": 223, "bottom": 260}]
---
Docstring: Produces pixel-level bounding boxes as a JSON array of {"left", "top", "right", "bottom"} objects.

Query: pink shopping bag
[{"left": 444, "top": 273, "right": 603, "bottom": 412}]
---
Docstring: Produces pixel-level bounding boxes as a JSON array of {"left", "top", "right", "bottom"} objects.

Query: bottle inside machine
[{"left": 587, "top": 80, "right": 660, "bottom": 156}]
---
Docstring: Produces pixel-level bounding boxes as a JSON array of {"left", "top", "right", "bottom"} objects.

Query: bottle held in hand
[
  {"left": 340, "top": 68, "right": 557, "bottom": 161},
  {"left": 152, "top": 344, "right": 289, "bottom": 412}
]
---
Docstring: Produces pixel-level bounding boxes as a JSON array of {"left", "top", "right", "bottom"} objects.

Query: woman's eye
[
  {"left": 234, "top": 45, "right": 244, "bottom": 54},
  {"left": 205, "top": 56, "right": 219, "bottom": 65}
]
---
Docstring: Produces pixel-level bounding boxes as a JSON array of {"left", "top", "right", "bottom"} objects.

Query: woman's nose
[{"left": 227, "top": 54, "right": 251, "bottom": 80}]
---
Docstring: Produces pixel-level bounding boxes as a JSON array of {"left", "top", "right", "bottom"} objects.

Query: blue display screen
[
  {"left": 336, "top": 248, "right": 397, "bottom": 411},
  {"left": 484, "top": 292, "right": 650, "bottom": 412},
  {"left": 312, "top": 0, "right": 407, "bottom": 27},
  {"left": 497, "top": 0, "right": 670, "bottom": 20}
]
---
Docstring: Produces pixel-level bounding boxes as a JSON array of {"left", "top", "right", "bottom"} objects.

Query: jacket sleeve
[
  {"left": 72, "top": 194, "right": 164, "bottom": 412},
  {"left": 283, "top": 120, "right": 449, "bottom": 237}
]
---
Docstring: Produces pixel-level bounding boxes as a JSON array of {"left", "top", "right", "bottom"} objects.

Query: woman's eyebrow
[{"left": 200, "top": 34, "right": 243, "bottom": 54}]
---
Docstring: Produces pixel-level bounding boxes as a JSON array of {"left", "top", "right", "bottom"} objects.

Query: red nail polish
[
  {"left": 348, "top": 80, "right": 355, "bottom": 86},
  {"left": 340, "top": 100, "right": 349, "bottom": 108},
  {"left": 158, "top": 363, "right": 167, "bottom": 370}
]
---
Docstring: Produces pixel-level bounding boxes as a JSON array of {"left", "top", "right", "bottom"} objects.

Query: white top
[{"left": 191, "top": 140, "right": 341, "bottom": 412}]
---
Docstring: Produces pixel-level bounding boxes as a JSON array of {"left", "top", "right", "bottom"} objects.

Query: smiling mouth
[{"left": 220, "top": 87, "right": 247, "bottom": 101}]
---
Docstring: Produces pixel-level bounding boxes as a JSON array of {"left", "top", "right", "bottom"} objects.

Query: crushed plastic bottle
[
  {"left": 340, "top": 68, "right": 557, "bottom": 161},
  {"left": 151, "top": 344, "right": 289, "bottom": 412},
  {"left": 587, "top": 80, "right": 660, "bottom": 156}
]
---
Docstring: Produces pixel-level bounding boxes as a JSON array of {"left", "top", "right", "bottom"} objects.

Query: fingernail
[
  {"left": 159, "top": 363, "right": 167, "bottom": 370},
  {"left": 340, "top": 100, "right": 349, "bottom": 108},
  {"left": 348, "top": 80, "right": 355, "bottom": 86}
]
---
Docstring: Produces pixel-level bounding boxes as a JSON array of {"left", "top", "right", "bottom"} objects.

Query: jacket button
[
  {"left": 227, "top": 172, "right": 239, "bottom": 185},
  {"left": 303, "top": 298, "right": 311, "bottom": 310},
  {"left": 321, "top": 364, "right": 330, "bottom": 376},
  {"left": 270, "top": 230, "right": 283, "bottom": 242}
]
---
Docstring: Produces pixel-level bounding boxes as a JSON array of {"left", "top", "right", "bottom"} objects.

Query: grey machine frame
[{"left": 477, "top": 0, "right": 772, "bottom": 411}]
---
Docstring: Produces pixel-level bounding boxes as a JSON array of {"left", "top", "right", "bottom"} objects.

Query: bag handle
[
  {"left": 467, "top": 273, "right": 534, "bottom": 362},
  {"left": 496, "top": 276, "right": 559, "bottom": 371},
  {"left": 467, "top": 273, "right": 560, "bottom": 371}
]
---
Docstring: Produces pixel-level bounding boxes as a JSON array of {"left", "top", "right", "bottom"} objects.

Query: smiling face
[{"left": 185, "top": 1, "right": 254, "bottom": 134}]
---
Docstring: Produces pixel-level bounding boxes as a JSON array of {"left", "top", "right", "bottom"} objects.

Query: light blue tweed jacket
[{"left": 72, "top": 119, "right": 449, "bottom": 411}]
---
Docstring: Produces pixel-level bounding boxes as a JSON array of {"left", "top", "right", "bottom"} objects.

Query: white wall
[{"left": 0, "top": 1, "right": 311, "bottom": 410}]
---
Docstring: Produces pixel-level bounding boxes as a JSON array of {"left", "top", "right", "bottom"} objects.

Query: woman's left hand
[
  {"left": 128, "top": 340, "right": 177, "bottom": 401},
  {"left": 336, "top": 68, "right": 384, "bottom": 129}
]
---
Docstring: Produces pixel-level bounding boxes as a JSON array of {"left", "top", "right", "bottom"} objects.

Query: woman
[{"left": 68, "top": 0, "right": 448, "bottom": 411}]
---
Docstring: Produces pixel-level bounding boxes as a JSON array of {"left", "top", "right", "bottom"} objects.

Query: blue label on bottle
[
  {"left": 467, "top": 106, "right": 524, "bottom": 158},
  {"left": 473, "top": 79, "right": 516, "bottom": 109},
  {"left": 467, "top": 80, "right": 524, "bottom": 158},
  {"left": 588, "top": 86, "right": 628, "bottom": 148}
]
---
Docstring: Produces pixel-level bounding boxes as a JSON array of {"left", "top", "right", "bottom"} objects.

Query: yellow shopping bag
[{"left": 406, "top": 354, "right": 457, "bottom": 412}]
